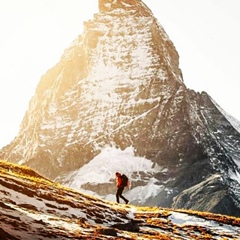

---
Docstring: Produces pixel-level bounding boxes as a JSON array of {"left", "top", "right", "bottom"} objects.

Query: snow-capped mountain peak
[{"left": 1, "top": 0, "right": 240, "bottom": 217}]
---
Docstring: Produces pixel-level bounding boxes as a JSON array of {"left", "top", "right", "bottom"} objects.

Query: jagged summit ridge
[
  {"left": 98, "top": 0, "right": 151, "bottom": 15},
  {"left": 1, "top": 0, "right": 240, "bottom": 216}
]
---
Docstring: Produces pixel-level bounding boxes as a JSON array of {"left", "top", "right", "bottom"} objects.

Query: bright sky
[{"left": 0, "top": 0, "right": 239, "bottom": 148}]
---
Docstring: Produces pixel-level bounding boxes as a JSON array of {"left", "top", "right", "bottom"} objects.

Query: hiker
[{"left": 115, "top": 172, "right": 129, "bottom": 204}]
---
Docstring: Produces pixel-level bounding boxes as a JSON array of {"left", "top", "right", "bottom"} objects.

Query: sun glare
[{"left": 0, "top": 0, "right": 98, "bottom": 147}]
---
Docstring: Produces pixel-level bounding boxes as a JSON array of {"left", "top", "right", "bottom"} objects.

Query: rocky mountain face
[{"left": 1, "top": 0, "right": 240, "bottom": 216}]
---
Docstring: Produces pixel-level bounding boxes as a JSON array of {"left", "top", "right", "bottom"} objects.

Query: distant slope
[{"left": 0, "top": 160, "right": 239, "bottom": 240}]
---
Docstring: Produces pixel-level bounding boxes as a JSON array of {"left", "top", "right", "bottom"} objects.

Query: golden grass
[{"left": 0, "top": 159, "right": 240, "bottom": 240}]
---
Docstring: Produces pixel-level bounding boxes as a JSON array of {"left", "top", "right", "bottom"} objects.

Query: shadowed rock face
[{"left": 1, "top": 0, "right": 240, "bottom": 216}]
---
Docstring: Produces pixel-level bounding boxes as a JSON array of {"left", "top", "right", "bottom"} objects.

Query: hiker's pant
[{"left": 116, "top": 187, "right": 128, "bottom": 203}]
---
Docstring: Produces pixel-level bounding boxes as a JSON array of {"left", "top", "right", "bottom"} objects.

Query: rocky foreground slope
[
  {"left": 1, "top": 0, "right": 240, "bottom": 216},
  {"left": 0, "top": 160, "right": 240, "bottom": 240}
]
